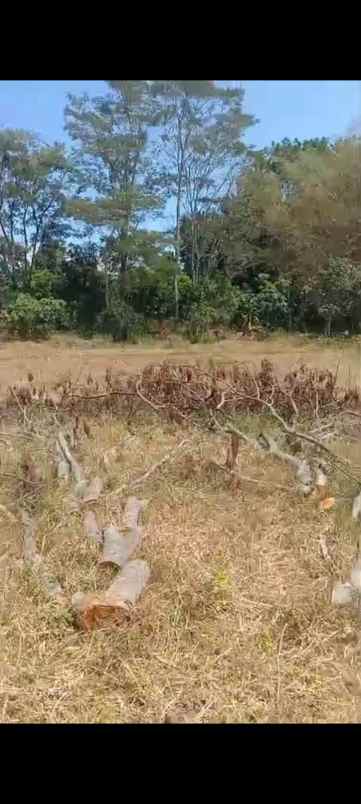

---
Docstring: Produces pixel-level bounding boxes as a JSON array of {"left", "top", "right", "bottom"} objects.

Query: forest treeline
[{"left": 1, "top": 80, "right": 361, "bottom": 341}]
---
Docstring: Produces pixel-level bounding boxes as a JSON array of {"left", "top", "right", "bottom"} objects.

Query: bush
[
  {"left": 97, "top": 300, "right": 146, "bottom": 342},
  {"left": 6, "top": 294, "right": 69, "bottom": 339},
  {"left": 185, "top": 301, "right": 214, "bottom": 342},
  {"left": 183, "top": 276, "right": 242, "bottom": 341},
  {"left": 233, "top": 276, "right": 290, "bottom": 331},
  {"left": 30, "top": 270, "right": 58, "bottom": 300}
]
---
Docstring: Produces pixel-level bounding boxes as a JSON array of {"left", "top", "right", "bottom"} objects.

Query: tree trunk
[
  {"left": 104, "top": 262, "right": 110, "bottom": 310},
  {"left": 174, "top": 185, "right": 182, "bottom": 319},
  {"left": 191, "top": 217, "right": 196, "bottom": 283}
]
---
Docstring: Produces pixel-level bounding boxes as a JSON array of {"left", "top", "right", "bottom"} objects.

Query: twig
[
  {"left": 0, "top": 472, "right": 44, "bottom": 486},
  {"left": 135, "top": 380, "right": 166, "bottom": 412},
  {"left": 211, "top": 461, "right": 290, "bottom": 491},
  {"left": 68, "top": 390, "right": 136, "bottom": 401},
  {"left": 130, "top": 437, "right": 190, "bottom": 488},
  {"left": 229, "top": 389, "right": 361, "bottom": 483},
  {"left": 110, "top": 438, "right": 190, "bottom": 496},
  {"left": 9, "top": 386, "right": 29, "bottom": 425}
]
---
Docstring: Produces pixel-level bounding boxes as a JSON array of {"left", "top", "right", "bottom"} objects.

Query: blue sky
[
  {"left": 1, "top": 80, "right": 360, "bottom": 148},
  {"left": 1, "top": 80, "right": 360, "bottom": 234}
]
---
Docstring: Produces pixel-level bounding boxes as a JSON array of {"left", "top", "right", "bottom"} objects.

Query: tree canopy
[{"left": 2, "top": 84, "right": 361, "bottom": 340}]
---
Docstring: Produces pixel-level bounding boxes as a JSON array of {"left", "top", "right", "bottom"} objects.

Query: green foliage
[
  {"left": 6, "top": 294, "right": 68, "bottom": 339},
  {"left": 0, "top": 129, "right": 72, "bottom": 290},
  {"left": 183, "top": 276, "right": 241, "bottom": 341},
  {"left": 29, "top": 270, "right": 58, "bottom": 300},
  {"left": 56, "top": 245, "right": 105, "bottom": 334},
  {"left": 253, "top": 275, "right": 290, "bottom": 329},
  {"left": 305, "top": 257, "right": 361, "bottom": 335},
  {"left": 97, "top": 299, "right": 146, "bottom": 343}
]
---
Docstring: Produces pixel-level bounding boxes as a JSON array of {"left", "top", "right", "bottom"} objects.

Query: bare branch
[{"left": 57, "top": 432, "right": 84, "bottom": 485}]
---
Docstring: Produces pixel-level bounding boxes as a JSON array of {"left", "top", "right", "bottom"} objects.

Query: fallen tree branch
[
  {"left": 68, "top": 390, "right": 136, "bottom": 401},
  {"left": 110, "top": 438, "right": 190, "bottom": 497},
  {"left": 57, "top": 431, "right": 84, "bottom": 485},
  {"left": 135, "top": 380, "right": 167, "bottom": 412},
  {"left": 224, "top": 389, "right": 361, "bottom": 483},
  {"left": 258, "top": 433, "right": 313, "bottom": 495},
  {"left": 20, "top": 510, "right": 65, "bottom": 602},
  {"left": 211, "top": 461, "right": 290, "bottom": 491}
]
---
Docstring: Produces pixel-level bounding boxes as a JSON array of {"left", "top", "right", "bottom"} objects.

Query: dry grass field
[
  {"left": 1, "top": 331, "right": 361, "bottom": 392},
  {"left": 1, "top": 333, "right": 361, "bottom": 723}
]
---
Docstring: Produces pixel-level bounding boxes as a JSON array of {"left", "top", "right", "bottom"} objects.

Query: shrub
[
  {"left": 184, "top": 276, "right": 242, "bottom": 341},
  {"left": 97, "top": 300, "right": 146, "bottom": 342},
  {"left": 233, "top": 276, "right": 290, "bottom": 331},
  {"left": 30, "top": 270, "right": 58, "bottom": 300},
  {"left": 6, "top": 294, "right": 69, "bottom": 339},
  {"left": 185, "top": 301, "right": 214, "bottom": 342}
]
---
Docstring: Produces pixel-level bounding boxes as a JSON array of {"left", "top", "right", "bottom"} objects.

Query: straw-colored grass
[
  {"left": 1, "top": 406, "right": 361, "bottom": 723},
  {"left": 2, "top": 331, "right": 361, "bottom": 393}
]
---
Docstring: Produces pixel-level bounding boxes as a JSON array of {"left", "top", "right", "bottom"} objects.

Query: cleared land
[
  {"left": 1, "top": 334, "right": 361, "bottom": 723},
  {"left": 1, "top": 332, "right": 361, "bottom": 392}
]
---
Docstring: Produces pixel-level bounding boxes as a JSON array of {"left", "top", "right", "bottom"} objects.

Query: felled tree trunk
[
  {"left": 99, "top": 496, "right": 145, "bottom": 569},
  {"left": 72, "top": 559, "right": 150, "bottom": 631}
]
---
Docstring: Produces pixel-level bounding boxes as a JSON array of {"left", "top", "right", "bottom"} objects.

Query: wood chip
[{"left": 320, "top": 496, "right": 336, "bottom": 511}]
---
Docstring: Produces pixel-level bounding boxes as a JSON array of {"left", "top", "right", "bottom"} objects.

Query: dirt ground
[{"left": 1, "top": 332, "right": 361, "bottom": 392}]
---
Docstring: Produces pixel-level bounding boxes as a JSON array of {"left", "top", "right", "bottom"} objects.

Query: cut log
[
  {"left": 57, "top": 459, "right": 70, "bottom": 481},
  {"left": 350, "top": 558, "right": 361, "bottom": 591},
  {"left": 99, "top": 496, "right": 145, "bottom": 569},
  {"left": 82, "top": 476, "right": 103, "bottom": 504},
  {"left": 72, "top": 559, "right": 150, "bottom": 631},
  {"left": 106, "top": 559, "right": 151, "bottom": 605},
  {"left": 352, "top": 491, "right": 361, "bottom": 521},
  {"left": 332, "top": 581, "right": 354, "bottom": 606},
  {"left": 83, "top": 511, "right": 102, "bottom": 545}
]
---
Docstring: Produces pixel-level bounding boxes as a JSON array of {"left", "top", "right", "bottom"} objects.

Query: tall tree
[
  {"left": 151, "top": 81, "right": 255, "bottom": 309},
  {"left": 65, "top": 82, "right": 163, "bottom": 282},
  {"left": 0, "top": 130, "right": 71, "bottom": 290},
  {"left": 244, "top": 137, "right": 361, "bottom": 279}
]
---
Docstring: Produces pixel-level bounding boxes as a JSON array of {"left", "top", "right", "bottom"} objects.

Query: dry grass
[
  {"left": 1, "top": 404, "right": 361, "bottom": 723},
  {"left": 2, "top": 331, "right": 361, "bottom": 395}
]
